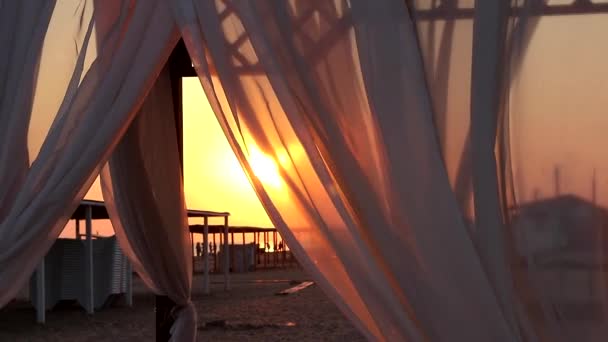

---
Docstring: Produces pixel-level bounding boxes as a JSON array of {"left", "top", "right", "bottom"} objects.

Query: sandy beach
[{"left": 0, "top": 269, "right": 364, "bottom": 341}]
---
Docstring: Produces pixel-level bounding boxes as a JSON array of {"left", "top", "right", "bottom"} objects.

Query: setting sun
[
  {"left": 181, "top": 77, "right": 273, "bottom": 228},
  {"left": 249, "top": 148, "right": 282, "bottom": 188}
]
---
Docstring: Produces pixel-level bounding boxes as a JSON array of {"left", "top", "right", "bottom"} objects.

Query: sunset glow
[
  {"left": 182, "top": 77, "right": 273, "bottom": 229},
  {"left": 43, "top": 12, "right": 608, "bottom": 239},
  {"left": 60, "top": 77, "right": 274, "bottom": 238},
  {"left": 249, "top": 148, "right": 282, "bottom": 188}
]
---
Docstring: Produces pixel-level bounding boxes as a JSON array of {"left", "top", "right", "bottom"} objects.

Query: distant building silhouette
[{"left": 510, "top": 194, "right": 608, "bottom": 319}]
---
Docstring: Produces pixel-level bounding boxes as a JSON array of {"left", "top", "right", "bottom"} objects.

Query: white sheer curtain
[
  {"left": 502, "top": 3, "right": 608, "bottom": 341},
  {"left": 172, "top": 0, "right": 608, "bottom": 341},
  {"left": 100, "top": 66, "right": 195, "bottom": 342},
  {"left": 0, "top": 0, "right": 178, "bottom": 307},
  {"left": 2, "top": 1, "right": 605, "bottom": 342},
  {"left": 171, "top": 0, "right": 515, "bottom": 340},
  {"left": 0, "top": 1, "right": 54, "bottom": 219}
]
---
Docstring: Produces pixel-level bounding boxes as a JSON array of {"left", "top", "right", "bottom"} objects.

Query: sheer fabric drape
[
  {"left": 1, "top": 1, "right": 606, "bottom": 342},
  {"left": 173, "top": 0, "right": 511, "bottom": 340},
  {"left": 419, "top": 2, "right": 608, "bottom": 341},
  {"left": 0, "top": 0, "right": 177, "bottom": 307},
  {"left": 172, "top": 0, "right": 608, "bottom": 341},
  {"left": 501, "top": 3, "right": 608, "bottom": 342},
  {"left": 100, "top": 67, "right": 196, "bottom": 342}
]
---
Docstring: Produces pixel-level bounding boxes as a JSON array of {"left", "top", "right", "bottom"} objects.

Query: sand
[{"left": 0, "top": 269, "right": 365, "bottom": 341}]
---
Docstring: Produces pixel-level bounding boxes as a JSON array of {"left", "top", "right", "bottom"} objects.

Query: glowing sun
[{"left": 249, "top": 148, "right": 282, "bottom": 187}]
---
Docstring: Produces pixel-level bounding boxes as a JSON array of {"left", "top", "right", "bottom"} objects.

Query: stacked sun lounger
[{"left": 29, "top": 236, "right": 131, "bottom": 312}]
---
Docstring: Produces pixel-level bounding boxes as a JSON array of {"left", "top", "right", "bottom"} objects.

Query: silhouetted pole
[
  {"left": 242, "top": 231, "right": 246, "bottom": 272},
  {"left": 253, "top": 232, "right": 258, "bottom": 268},
  {"left": 203, "top": 217, "right": 209, "bottom": 294},
  {"left": 213, "top": 232, "right": 217, "bottom": 272},
  {"left": 282, "top": 235, "right": 286, "bottom": 268},
  {"left": 219, "top": 232, "right": 223, "bottom": 274},
  {"left": 264, "top": 232, "right": 268, "bottom": 268},
  {"left": 190, "top": 232, "right": 195, "bottom": 273},
  {"left": 274, "top": 231, "right": 278, "bottom": 267},
  {"left": 223, "top": 216, "right": 230, "bottom": 290}
]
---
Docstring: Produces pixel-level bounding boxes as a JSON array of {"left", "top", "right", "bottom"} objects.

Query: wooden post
[
  {"left": 203, "top": 216, "right": 210, "bottom": 294},
  {"left": 213, "top": 232, "right": 217, "bottom": 273},
  {"left": 190, "top": 233, "right": 198, "bottom": 274},
  {"left": 223, "top": 216, "right": 230, "bottom": 290},
  {"left": 219, "top": 232, "right": 223, "bottom": 274},
  {"left": 85, "top": 205, "right": 94, "bottom": 314},
  {"left": 273, "top": 231, "right": 277, "bottom": 267},
  {"left": 230, "top": 232, "right": 234, "bottom": 272},
  {"left": 242, "top": 231, "right": 246, "bottom": 272},
  {"left": 283, "top": 236, "right": 286, "bottom": 267},
  {"left": 280, "top": 235, "right": 285, "bottom": 268},
  {"left": 75, "top": 219, "right": 80, "bottom": 240},
  {"left": 254, "top": 232, "right": 258, "bottom": 269}
]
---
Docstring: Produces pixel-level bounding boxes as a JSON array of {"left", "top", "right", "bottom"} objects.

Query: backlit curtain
[
  {"left": 0, "top": 0, "right": 177, "bottom": 307},
  {"left": 418, "top": 1, "right": 608, "bottom": 341},
  {"left": 173, "top": 0, "right": 511, "bottom": 340},
  {"left": 501, "top": 3, "right": 608, "bottom": 342},
  {"left": 172, "top": 0, "right": 608, "bottom": 341},
  {"left": 100, "top": 66, "right": 196, "bottom": 342}
]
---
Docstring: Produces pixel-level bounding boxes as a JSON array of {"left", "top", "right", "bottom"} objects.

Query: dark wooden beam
[
  {"left": 155, "top": 38, "right": 192, "bottom": 342},
  {"left": 170, "top": 39, "right": 197, "bottom": 78},
  {"left": 411, "top": 0, "right": 608, "bottom": 20}
]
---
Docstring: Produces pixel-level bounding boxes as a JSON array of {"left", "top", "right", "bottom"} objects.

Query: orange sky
[
  {"left": 182, "top": 78, "right": 273, "bottom": 227},
  {"left": 30, "top": 4, "right": 608, "bottom": 238},
  {"left": 60, "top": 78, "right": 273, "bottom": 238},
  {"left": 23, "top": 1, "right": 271, "bottom": 240}
]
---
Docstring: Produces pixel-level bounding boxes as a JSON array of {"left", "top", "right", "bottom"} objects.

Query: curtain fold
[
  {"left": 171, "top": 0, "right": 517, "bottom": 340},
  {"left": 0, "top": 1, "right": 55, "bottom": 218},
  {"left": 501, "top": 2, "right": 608, "bottom": 341},
  {"left": 469, "top": 1, "right": 518, "bottom": 336},
  {"left": 2, "top": 1, "right": 606, "bottom": 342},
  {"left": 170, "top": 1, "right": 382, "bottom": 339},
  {"left": 100, "top": 66, "right": 195, "bottom": 342},
  {"left": 0, "top": 0, "right": 178, "bottom": 307}
]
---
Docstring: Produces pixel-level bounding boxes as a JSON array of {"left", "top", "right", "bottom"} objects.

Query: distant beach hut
[
  {"left": 29, "top": 200, "right": 132, "bottom": 323},
  {"left": 511, "top": 195, "right": 608, "bottom": 319}
]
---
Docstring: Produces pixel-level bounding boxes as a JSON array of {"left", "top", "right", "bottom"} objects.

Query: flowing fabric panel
[
  {"left": 100, "top": 67, "right": 195, "bottom": 342},
  {"left": 172, "top": 2, "right": 381, "bottom": 339},
  {"left": 414, "top": 1, "right": 608, "bottom": 341},
  {"left": 0, "top": 0, "right": 178, "bottom": 307},
  {"left": 413, "top": 2, "right": 541, "bottom": 340},
  {"left": 0, "top": 0, "right": 55, "bottom": 218},
  {"left": 503, "top": 5, "right": 608, "bottom": 342},
  {"left": 172, "top": 0, "right": 608, "bottom": 341},
  {"left": 171, "top": 0, "right": 518, "bottom": 340},
  {"left": 410, "top": 0, "right": 476, "bottom": 222}
]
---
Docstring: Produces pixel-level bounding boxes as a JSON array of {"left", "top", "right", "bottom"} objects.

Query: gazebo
[
  {"left": 31, "top": 200, "right": 232, "bottom": 325},
  {"left": 4, "top": 1, "right": 608, "bottom": 342}
]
